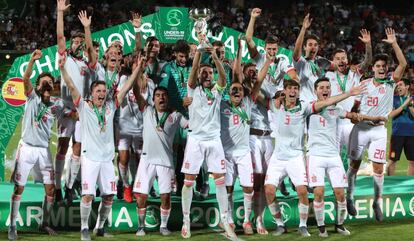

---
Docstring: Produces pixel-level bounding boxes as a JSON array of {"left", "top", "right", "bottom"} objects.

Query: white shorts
[
  {"left": 224, "top": 152, "right": 254, "bottom": 187},
  {"left": 133, "top": 159, "right": 174, "bottom": 195},
  {"left": 182, "top": 136, "right": 226, "bottom": 175},
  {"left": 249, "top": 135, "right": 273, "bottom": 174},
  {"left": 81, "top": 156, "right": 117, "bottom": 196},
  {"left": 12, "top": 142, "right": 54, "bottom": 186},
  {"left": 117, "top": 134, "right": 143, "bottom": 153},
  {"left": 348, "top": 124, "right": 387, "bottom": 164},
  {"left": 58, "top": 117, "right": 81, "bottom": 142},
  {"left": 307, "top": 154, "right": 348, "bottom": 188},
  {"left": 338, "top": 122, "right": 354, "bottom": 149},
  {"left": 265, "top": 154, "right": 308, "bottom": 187}
]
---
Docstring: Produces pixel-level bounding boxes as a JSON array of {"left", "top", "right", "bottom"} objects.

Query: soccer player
[
  {"left": 221, "top": 45, "right": 272, "bottom": 234},
  {"left": 59, "top": 52, "right": 143, "bottom": 241},
  {"left": 8, "top": 50, "right": 63, "bottom": 240},
  {"left": 347, "top": 28, "right": 407, "bottom": 221},
  {"left": 265, "top": 79, "right": 363, "bottom": 237},
  {"left": 325, "top": 29, "right": 372, "bottom": 166},
  {"left": 308, "top": 77, "right": 386, "bottom": 237},
  {"left": 180, "top": 38, "right": 237, "bottom": 239},
  {"left": 293, "top": 14, "right": 332, "bottom": 102},
  {"left": 55, "top": 0, "right": 97, "bottom": 204},
  {"left": 133, "top": 83, "right": 188, "bottom": 236},
  {"left": 387, "top": 79, "right": 414, "bottom": 175}
]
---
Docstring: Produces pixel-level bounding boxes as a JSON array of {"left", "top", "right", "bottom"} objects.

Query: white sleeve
[
  {"left": 253, "top": 52, "right": 265, "bottom": 71},
  {"left": 280, "top": 58, "right": 295, "bottom": 74}
]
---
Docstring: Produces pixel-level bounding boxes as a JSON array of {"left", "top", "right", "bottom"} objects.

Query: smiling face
[
  {"left": 265, "top": 43, "right": 278, "bottom": 58},
  {"left": 91, "top": 83, "right": 107, "bottom": 108},
  {"left": 175, "top": 51, "right": 188, "bottom": 67},
  {"left": 333, "top": 51, "right": 348, "bottom": 73},
  {"left": 230, "top": 82, "right": 244, "bottom": 106},
  {"left": 154, "top": 88, "right": 168, "bottom": 112},
  {"left": 396, "top": 81, "right": 410, "bottom": 96},
  {"left": 214, "top": 45, "right": 225, "bottom": 61},
  {"left": 304, "top": 38, "right": 319, "bottom": 59},
  {"left": 283, "top": 84, "right": 300, "bottom": 105},
  {"left": 37, "top": 75, "right": 54, "bottom": 104},
  {"left": 145, "top": 39, "right": 160, "bottom": 59},
  {"left": 199, "top": 66, "right": 214, "bottom": 89},
  {"left": 372, "top": 60, "right": 388, "bottom": 79},
  {"left": 315, "top": 80, "right": 331, "bottom": 101},
  {"left": 105, "top": 46, "right": 122, "bottom": 71}
]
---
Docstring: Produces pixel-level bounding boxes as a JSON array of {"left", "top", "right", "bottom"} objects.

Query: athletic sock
[
  {"left": 67, "top": 155, "right": 80, "bottom": 188},
  {"left": 80, "top": 200, "right": 92, "bottom": 230},
  {"left": 10, "top": 194, "right": 21, "bottom": 227},
  {"left": 41, "top": 195, "right": 54, "bottom": 226},
  {"left": 215, "top": 177, "right": 229, "bottom": 222},
  {"left": 298, "top": 203, "right": 309, "bottom": 227},
  {"left": 227, "top": 193, "right": 234, "bottom": 224},
  {"left": 346, "top": 166, "right": 358, "bottom": 200},
  {"left": 118, "top": 163, "right": 129, "bottom": 187},
  {"left": 97, "top": 200, "right": 112, "bottom": 229},
  {"left": 313, "top": 201, "right": 325, "bottom": 227},
  {"left": 182, "top": 179, "right": 194, "bottom": 223},
  {"left": 243, "top": 192, "right": 253, "bottom": 223},
  {"left": 160, "top": 208, "right": 171, "bottom": 228},
  {"left": 54, "top": 154, "right": 66, "bottom": 189},
  {"left": 337, "top": 200, "right": 347, "bottom": 225},
  {"left": 268, "top": 201, "right": 284, "bottom": 226},
  {"left": 137, "top": 208, "right": 146, "bottom": 228},
  {"left": 373, "top": 173, "right": 384, "bottom": 202}
]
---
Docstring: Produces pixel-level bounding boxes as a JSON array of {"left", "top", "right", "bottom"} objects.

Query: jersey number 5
[{"left": 284, "top": 115, "right": 291, "bottom": 125}]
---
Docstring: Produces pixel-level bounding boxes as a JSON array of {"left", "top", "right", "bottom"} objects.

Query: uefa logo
[{"left": 166, "top": 9, "right": 183, "bottom": 27}]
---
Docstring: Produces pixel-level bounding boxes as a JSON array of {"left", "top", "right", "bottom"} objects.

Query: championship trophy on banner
[{"left": 189, "top": 8, "right": 212, "bottom": 51}]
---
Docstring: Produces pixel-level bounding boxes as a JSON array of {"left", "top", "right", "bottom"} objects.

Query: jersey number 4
[
  {"left": 367, "top": 96, "right": 379, "bottom": 107},
  {"left": 319, "top": 117, "right": 326, "bottom": 127}
]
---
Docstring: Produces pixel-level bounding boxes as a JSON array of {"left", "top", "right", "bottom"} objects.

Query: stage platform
[{"left": 0, "top": 176, "right": 413, "bottom": 231}]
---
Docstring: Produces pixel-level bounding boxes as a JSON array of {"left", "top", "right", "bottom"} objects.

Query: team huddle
[{"left": 8, "top": 2, "right": 411, "bottom": 241}]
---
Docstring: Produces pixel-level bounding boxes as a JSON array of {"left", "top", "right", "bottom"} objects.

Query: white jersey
[
  {"left": 141, "top": 105, "right": 188, "bottom": 168},
  {"left": 325, "top": 70, "right": 361, "bottom": 125},
  {"left": 60, "top": 54, "right": 91, "bottom": 111},
  {"left": 294, "top": 56, "right": 323, "bottom": 102},
  {"left": 308, "top": 104, "right": 347, "bottom": 157},
  {"left": 358, "top": 77, "right": 396, "bottom": 121},
  {"left": 270, "top": 100, "right": 313, "bottom": 160},
  {"left": 187, "top": 84, "right": 223, "bottom": 141},
  {"left": 254, "top": 52, "right": 294, "bottom": 96},
  {"left": 76, "top": 98, "right": 118, "bottom": 162},
  {"left": 117, "top": 77, "right": 155, "bottom": 137},
  {"left": 250, "top": 92, "right": 271, "bottom": 131},
  {"left": 220, "top": 97, "right": 254, "bottom": 157},
  {"left": 21, "top": 90, "right": 64, "bottom": 148}
]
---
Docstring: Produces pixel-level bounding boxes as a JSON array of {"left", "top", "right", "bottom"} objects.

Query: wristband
[{"left": 134, "top": 27, "right": 141, "bottom": 33}]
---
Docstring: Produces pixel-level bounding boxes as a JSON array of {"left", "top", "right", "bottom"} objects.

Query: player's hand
[
  {"left": 265, "top": 52, "right": 275, "bottom": 64},
  {"left": 359, "top": 29, "right": 371, "bottom": 44},
  {"left": 197, "top": 32, "right": 206, "bottom": 44},
  {"left": 350, "top": 113, "right": 363, "bottom": 124},
  {"left": 302, "top": 13, "right": 312, "bottom": 30},
  {"left": 30, "top": 49, "right": 42, "bottom": 61},
  {"left": 348, "top": 83, "right": 367, "bottom": 96},
  {"left": 57, "top": 0, "right": 71, "bottom": 12},
  {"left": 183, "top": 96, "right": 193, "bottom": 108},
  {"left": 131, "top": 12, "right": 142, "bottom": 28},
  {"left": 250, "top": 8, "right": 262, "bottom": 18},
  {"left": 136, "top": 53, "right": 147, "bottom": 70},
  {"left": 382, "top": 28, "right": 397, "bottom": 45},
  {"left": 237, "top": 34, "right": 243, "bottom": 49},
  {"left": 58, "top": 54, "right": 67, "bottom": 68},
  {"left": 78, "top": 10, "right": 91, "bottom": 28}
]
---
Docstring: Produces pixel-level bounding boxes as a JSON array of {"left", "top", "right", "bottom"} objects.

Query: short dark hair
[
  {"left": 284, "top": 79, "right": 300, "bottom": 89},
  {"left": 265, "top": 35, "right": 279, "bottom": 45},
  {"left": 212, "top": 41, "right": 224, "bottom": 47},
  {"left": 373, "top": 54, "right": 389, "bottom": 65},
  {"left": 71, "top": 32, "right": 85, "bottom": 40},
  {"left": 314, "top": 77, "right": 330, "bottom": 90},
  {"left": 243, "top": 62, "right": 256, "bottom": 72},
  {"left": 200, "top": 63, "right": 213, "bottom": 69},
  {"left": 36, "top": 72, "right": 54, "bottom": 86},
  {"left": 400, "top": 78, "right": 411, "bottom": 86},
  {"left": 145, "top": 36, "right": 159, "bottom": 46},
  {"left": 92, "top": 40, "right": 100, "bottom": 48},
  {"left": 332, "top": 49, "right": 347, "bottom": 59},
  {"left": 90, "top": 80, "right": 106, "bottom": 93},
  {"left": 304, "top": 34, "right": 319, "bottom": 45},
  {"left": 173, "top": 40, "right": 190, "bottom": 54},
  {"left": 152, "top": 86, "right": 169, "bottom": 99}
]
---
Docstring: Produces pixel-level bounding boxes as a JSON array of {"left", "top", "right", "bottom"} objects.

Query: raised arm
[
  {"left": 252, "top": 53, "right": 273, "bottom": 105},
  {"left": 188, "top": 49, "right": 202, "bottom": 89},
  {"left": 131, "top": 12, "right": 142, "bottom": 53},
  {"left": 358, "top": 29, "right": 372, "bottom": 72},
  {"left": 314, "top": 84, "right": 365, "bottom": 112},
  {"left": 78, "top": 10, "right": 96, "bottom": 67},
  {"left": 59, "top": 57, "right": 80, "bottom": 102},
  {"left": 209, "top": 48, "right": 226, "bottom": 88},
  {"left": 117, "top": 55, "right": 145, "bottom": 103},
  {"left": 382, "top": 28, "right": 407, "bottom": 81},
  {"left": 293, "top": 14, "right": 312, "bottom": 61},
  {"left": 245, "top": 8, "right": 261, "bottom": 59},
  {"left": 56, "top": 0, "right": 71, "bottom": 54},
  {"left": 23, "top": 50, "right": 42, "bottom": 95},
  {"left": 132, "top": 68, "right": 147, "bottom": 111},
  {"left": 232, "top": 35, "right": 244, "bottom": 84}
]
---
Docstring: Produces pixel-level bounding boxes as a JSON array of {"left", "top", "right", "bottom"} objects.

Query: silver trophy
[{"left": 189, "top": 8, "right": 212, "bottom": 51}]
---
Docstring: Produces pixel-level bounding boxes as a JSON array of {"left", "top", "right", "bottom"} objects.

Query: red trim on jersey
[
  {"left": 88, "top": 62, "right": 97, "bottom": 70},
  {"left": 73, "top": 96, "right": 81, "bottom": 107},
  {"left": 115, "top": 96, "right": 120, "bottom": 109},
  {"left": 267, "top": 98, "right": 270, "bottom": 110},
  {"left": 293, "top": 55, "right": 301, "bottom": 62},
  {"left": 311, "top": 101, "right": 317, "bottom": 113}
]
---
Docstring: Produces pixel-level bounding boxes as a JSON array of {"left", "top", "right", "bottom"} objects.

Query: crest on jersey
[{"left": 379, "top": 87, "right": 385, "bottom": 94}]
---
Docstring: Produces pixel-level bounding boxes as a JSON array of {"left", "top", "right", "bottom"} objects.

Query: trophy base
[{"left": 197, "top": 42, "right": 212, "bottom": 52}]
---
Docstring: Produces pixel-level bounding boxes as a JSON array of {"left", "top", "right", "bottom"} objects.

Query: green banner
[{"left": 0, "top": 7, "right": 292, "bottom": 180}]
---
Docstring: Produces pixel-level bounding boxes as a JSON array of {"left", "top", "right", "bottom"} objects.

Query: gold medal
[
  {"left": 33, "top": 121, "right": 39, "bottom": 128},
  {"left": 246, "top": 120, "right": 252, "bottom": 125},
  {"left": 101, "top": 126, "right": 106, "bottom": 133},
  {"left": 156, "top": 126, "right": 163, "bottom": 132}
]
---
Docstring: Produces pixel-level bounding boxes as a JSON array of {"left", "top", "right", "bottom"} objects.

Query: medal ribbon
[
  {"left": 268, "top": 63, "right": 276, "bottom": 77},
  {"left": 155, "top": 111, "right": 170, "bottom": 130},
  {"left": 309, "top": 60, "right": 320, "bottom": 76},
  {"left": 400, "top": 96, "right": 409, "bottom": 112},
  {"left": 374, "top": 78, "right": 393, "bottom": 85},
  {"left": 35, "top": 103, "right": 49, "bottom": 123},
  {"left": 172, "top": 62, "right": 188, "bottom": 99},
  {"left": 336, "top": 72, "right": 348, "bottom": 93},
  {"left": 230, "top": 102, "right": 250, "bottom": 124},
  {"left": 92, "top": 104, "right": 106, "bottom": 130},
  {"left": 284, "top": 100, "right": 302, "bottom": 113},
  {"left": 203, "top": 87, "right": 215, "bottom": 100},
  {"left": 105, "top": 70, "right": 118, "bottom": 89}
]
